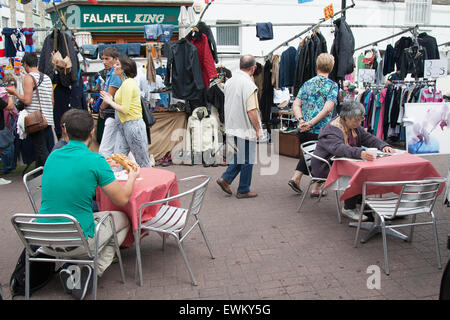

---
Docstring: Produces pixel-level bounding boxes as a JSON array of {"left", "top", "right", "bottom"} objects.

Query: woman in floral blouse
[{"left": 288, "top": 53, "right": 338, "bottom": 197}]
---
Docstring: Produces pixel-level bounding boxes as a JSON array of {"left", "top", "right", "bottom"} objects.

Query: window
[
  {"left": 33, "top": 0, "right": 39, "bottom": 14},
  {"left": 216, "top": 21, "right": 240, "bottom": 54},
  {"left": 405, "top": 0, "right": 432, "bottom": 25},
  {"left": 2, "top": 17, "right": 9, "bottom": 29}
]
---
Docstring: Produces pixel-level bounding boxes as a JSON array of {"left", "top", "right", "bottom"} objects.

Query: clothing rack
[
  {"left": 438, "top": 41, "right": 450, "bottom": 47},
  {"left": 354, "top": 25, "right": 418, "bottom": 51},
  {"left": 264, "top": 0, "right": 356, "bottom": 59}
]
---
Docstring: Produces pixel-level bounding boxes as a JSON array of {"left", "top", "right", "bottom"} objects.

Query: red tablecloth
[
  {"left": 96, "top": 167, "right": 180, "bottom": 248},
  {"left": 323, "top": 153, "right": 442, "bottom": 201}
]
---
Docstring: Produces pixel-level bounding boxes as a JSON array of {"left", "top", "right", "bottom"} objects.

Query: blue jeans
[
  {"left": 1, "top": 118, "right": 16, "bottom": 173},
  {"left": 221, "top": 136, "right": 256, "bottom": 194}
]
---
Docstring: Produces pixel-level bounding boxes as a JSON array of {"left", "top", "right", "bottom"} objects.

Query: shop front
[{"left": 46, "top": 0, "right": 194, "bottom": 44}]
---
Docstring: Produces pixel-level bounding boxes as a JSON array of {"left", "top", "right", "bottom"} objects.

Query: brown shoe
[
  {"left": 216, "top": 178, "right": 232, "bottom": 195},
  {"left": 236, "top": 192, "right": 258, "bottom": 199}
]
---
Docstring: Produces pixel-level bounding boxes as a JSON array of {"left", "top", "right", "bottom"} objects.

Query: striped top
[{"left": 27, "top": 72, "right": 54, "bottom": 127}]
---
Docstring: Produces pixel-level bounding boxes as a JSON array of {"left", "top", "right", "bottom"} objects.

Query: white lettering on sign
[
  {"left": 83, "top": 13, "right": 132, "bottom": 24},
  {"left": 424, "top": 59, "right": 448, "bottom": 78}
]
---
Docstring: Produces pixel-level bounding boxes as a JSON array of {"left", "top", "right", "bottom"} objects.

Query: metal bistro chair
[
  {"left": 11, "top": 213, "right": 126, "bottom": 300},
  {"left": 135, "top": 175, "right": 215, "bottom": 286},
  {"left": 297, "top": 141, "right": 342, "bottom": 224},
  {"left": 354, "top": 178, "right": 446, "bottom": 275},
  {"left": 23, "top": 166, "right": 44, "bottom": 214}
]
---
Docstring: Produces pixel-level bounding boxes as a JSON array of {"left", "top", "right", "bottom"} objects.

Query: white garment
[
  {"left": 98, "top": 116, "right": 121, "bottom": 158},
  {"left": 17, "top": 109, "right": 28, "bottom": 139},
  {"left": 185, "top": 106, "right": 219, "bottom": 155},
  {"left": 135, "top": 66, "right": 165, "bottom": 107},
  {"left": 178, "top": 6, "right": 196, "bottom": 39}
]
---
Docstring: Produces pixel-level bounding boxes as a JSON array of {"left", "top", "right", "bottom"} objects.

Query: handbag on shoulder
[{"left": 24, "top": 73, "right": 48, "bottom": 134}]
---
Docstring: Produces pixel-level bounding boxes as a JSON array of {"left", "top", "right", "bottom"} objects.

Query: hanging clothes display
[
  {"left": 259, "top": 60, "right": 274, "bottom": 126},
  {"left": 2, "top": 28, "right": 18, "bottom": 57},
  {"left": 39, "top": 29, "right": 79, "bottom": 88},
  {"left": 186, "top": 31, "right": 217, "bottom": 87},
  {"left": 197, "top": 22, "right": 218, "bottom": 64},
  {"left": 22, "top": 28, "right": 36, "bottom": 53},
  {"left": 293, "top": 29, "right": 328, "bottom": 96},
  {"left": 417, "top": 32, "right": 440, "bottom": 60},
  {"left": 329, "top": 17, "right": 355, "bottom": 82},
  {"left": 383, "top": 44, "right": 394, "bottom": 76},
  {"left": 165, "top": 38, "right": 205, "bottom": 100},
  {"left": 399, "top": 45, "right": 427, "bottom": 79},
  {"left": 271, "top": 54, "right": 280, "bottom": 90},
  {"left": 278, "top": 46, "right": 297, "bottom": 88}
]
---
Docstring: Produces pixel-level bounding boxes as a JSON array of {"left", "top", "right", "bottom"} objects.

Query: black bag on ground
[{"left": 9, "top": 246, "right": 56, "bottom": 298}]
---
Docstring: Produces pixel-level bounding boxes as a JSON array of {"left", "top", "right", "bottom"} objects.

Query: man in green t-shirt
[{"left": 38, "top": 109, "right": 140, "bottom": 299}]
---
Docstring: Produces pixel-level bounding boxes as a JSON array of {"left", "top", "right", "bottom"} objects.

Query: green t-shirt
[{"left": 38, "top": 140, "right": 116, "bottom": 239}]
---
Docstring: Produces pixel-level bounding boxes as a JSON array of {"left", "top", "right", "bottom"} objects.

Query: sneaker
[
  {"left": 71, "top": 265, "right": 93, "bottom": 300},
  {"left": 288, "top": 180, "right": 303, "bottom": 194},
  {"left": 0, "top": 178, "right": 12, "bottom": 185},
  {"left": 341, "top": 208, "right": 368, "bottom": 222}
]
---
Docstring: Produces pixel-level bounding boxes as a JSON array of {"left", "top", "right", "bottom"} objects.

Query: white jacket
[
  {"left": 185, "top": 106, "right": 219, "bottom": 154},
  {"left": 17, "top": 109, "right": 28, "bottom": 140}
]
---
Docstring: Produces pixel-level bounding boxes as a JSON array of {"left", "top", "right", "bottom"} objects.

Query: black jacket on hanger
[
  {"left": 260, "top": 61, "right": 274, "bottom": 125},
  {"left": 400, "top": 46, "right": 428, "bottom": 79},
  {"left": 383, "top": 44, "right": 395, "bottom": 76},
  {"left": 329, "top": 17, "right": 355, "bottom": 81},
  {"left": 165, "top": 38, "right": 205, "bottom": 100},
  {"left": 418, "top": 32, "right": 440, "bottom": 60},
  {"left": 393, "top": 36, "right": 413, "bottom": 70}
]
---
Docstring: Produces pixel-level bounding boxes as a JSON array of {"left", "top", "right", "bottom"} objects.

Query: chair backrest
[
  {"left": 300, "top": 141, "right": 317, "bottom": 177},
  {"left": 11, "top": 213, "right": 91, "bottom": 257},
  {"left": 300, "top": 140, "right": 331, "bottom": 178},
  {"left": 365, "top": 178, "right": 445, "bottom": 218},
  {"left": 23, "top": 167, "right": 44, "bottom": 214},
  {"left": 397, "top": 179, "right": 443, "bottom": 212},
  {"left": 185, "top": 175, "right": 210, "bottom": 217}
]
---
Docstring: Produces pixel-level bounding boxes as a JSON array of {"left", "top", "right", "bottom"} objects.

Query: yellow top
[{"left": 114, "top": 78, "right": 142, "bottom": 123}]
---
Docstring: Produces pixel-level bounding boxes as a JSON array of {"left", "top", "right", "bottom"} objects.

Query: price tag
[
  {"left": 358, "top": 69, "right": 376, "bottom": 84},
  {"left": 424, "top": 59, "right": 448, "bottom": 78},
  {"left": 324, "top": 4, "right": 334, "bottom": 20}
]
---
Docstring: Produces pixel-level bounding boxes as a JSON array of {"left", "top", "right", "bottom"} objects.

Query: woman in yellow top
[{"left": 101, "top": 55, "right": 151, "bottom": 167}]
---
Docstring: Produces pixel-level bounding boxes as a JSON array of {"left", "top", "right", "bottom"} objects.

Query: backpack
[{"left": 9, "top": 246, "right": 56, "bottom": 298}]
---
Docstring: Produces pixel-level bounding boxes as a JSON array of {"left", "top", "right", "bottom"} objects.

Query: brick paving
[{"left": 0, "top": 153, "right": 449, "bottom": 300}]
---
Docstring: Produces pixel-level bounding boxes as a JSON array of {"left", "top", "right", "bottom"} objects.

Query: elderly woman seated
[{"left": 311, "top": 101, "right": 396, "bottom": 221}]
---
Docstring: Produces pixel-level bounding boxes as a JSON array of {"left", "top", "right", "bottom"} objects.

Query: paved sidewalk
[{"left": 1, "top": 154, "right": 449, "bottom": 300}]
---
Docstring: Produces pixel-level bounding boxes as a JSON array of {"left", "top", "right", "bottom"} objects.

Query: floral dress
[{"left": 297, "top": 75, "right": 338, "bottom": 134}]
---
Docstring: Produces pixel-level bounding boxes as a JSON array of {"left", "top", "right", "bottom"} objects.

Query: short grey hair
[
  {"left": 240, "top": 54, "right": 256, "bottom": 70},
  {"left": 339, "top": 101, "right": 365, "bottom": 120}
]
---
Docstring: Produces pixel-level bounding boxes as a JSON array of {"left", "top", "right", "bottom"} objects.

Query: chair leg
[
  {"left": 174, "top": 235, "right": 198, "bottom": 286},
  {"left": 134, "top": 230, "right": 144, "bottom": 287},
  {"left": 112, "top": 234, "right": 126, "bottom": 284},
  {"left": 335, "top": 190, "right": 342, "bottom": 224},
  {"left": 431, "top": 212, "right": 442, "bottom": 269},
  {"left": 25, "top": 251, "right": 30, "bottom": 300},
  {"left": 196, "top": 218, "right": 215, "bottom": 259},
  {"left": 408, "top": 215, "right": 417, "bottom": 242},
  {"left": 92, "top": 261, "right": 98, "bottom": 300},
  {"left": 297, "top": 181, "right": 312, "bottom": 213},
  {"left": 381, "top": 221, "right": 390, "bottom": 275},
  {"left": 353, "top": 206, "right": 366, "bottom": 248}
]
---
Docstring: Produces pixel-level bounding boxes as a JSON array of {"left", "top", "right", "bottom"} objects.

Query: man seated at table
[
  {"left": 311, "top": 101, "right": 396, "bottom": 221},
  {"left": 38, "top": 109, "right": 140, "bottom": 300}
]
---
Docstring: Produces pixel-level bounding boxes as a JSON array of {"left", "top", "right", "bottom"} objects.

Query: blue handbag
[
  {"left": 0, "top": 121, "right": 15, "bottom": 149},
  {"left": 92, "top": 97, "right": 103, "bottom": 113}
]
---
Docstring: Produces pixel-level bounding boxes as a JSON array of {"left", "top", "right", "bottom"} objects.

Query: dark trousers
[
  {"left": 296, "top": 131, "right": 318, "bottom": 174},
  {"left": 344, "top": 195, "right": 362, "bottom": 210},
  {"left": 29, "top": 126, "right": 51, "bottom": 168}
]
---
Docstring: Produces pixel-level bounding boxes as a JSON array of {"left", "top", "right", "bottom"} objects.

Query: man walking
[{"left": 216, "top": 55, "right": 263, "bottom": 199}]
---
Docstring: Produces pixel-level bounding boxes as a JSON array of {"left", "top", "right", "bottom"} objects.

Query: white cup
[{"left": 366, "top": 148, "right": 378, "bottom": 158}]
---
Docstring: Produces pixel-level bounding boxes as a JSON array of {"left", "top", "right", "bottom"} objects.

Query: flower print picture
[{"left": 404, "top": 103, "right": 450, "bottom": 155}]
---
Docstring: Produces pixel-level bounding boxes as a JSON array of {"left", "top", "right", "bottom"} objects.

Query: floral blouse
[{"left": 297, "top": 75, "right": 338, "bottom": 134}]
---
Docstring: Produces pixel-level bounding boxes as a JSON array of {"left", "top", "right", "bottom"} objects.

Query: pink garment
[
  {"left": 376, "top": 88, "right": 387, "bottom": 140},
  {"left": 421, "top": 89, "right": 443, "bottom": 103},
  {"left": 0, "top": 87, "right": 8, "bottom": 104},
  {"left": 345, "top": 73, "right": 355, "bottom": 82}
]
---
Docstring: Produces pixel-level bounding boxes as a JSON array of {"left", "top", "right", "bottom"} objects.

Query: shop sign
[{"left": 58, "top": 5, "right": 180, "bottom": 31}]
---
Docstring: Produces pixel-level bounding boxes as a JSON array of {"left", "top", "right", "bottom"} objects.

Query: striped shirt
[{"left": 27, "top": 72, "right": 54, "bottom": 127}]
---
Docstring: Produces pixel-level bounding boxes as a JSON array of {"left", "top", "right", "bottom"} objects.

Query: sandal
[{"left": 310, "top": 190, "right": 328, "bottom": 198}]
